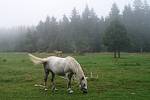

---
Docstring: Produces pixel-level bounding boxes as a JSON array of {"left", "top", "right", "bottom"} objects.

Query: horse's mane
[{"left": 66, "top": 56, "right": 85, "bottom": 80}]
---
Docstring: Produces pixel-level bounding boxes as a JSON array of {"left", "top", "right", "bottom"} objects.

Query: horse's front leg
[{"left": 67, "top": 73, "right": 74, "bottom": 94}]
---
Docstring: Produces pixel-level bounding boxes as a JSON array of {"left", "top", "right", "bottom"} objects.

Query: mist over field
[{"left": 0, "top": 0, "right": 150, "bottom": 53}]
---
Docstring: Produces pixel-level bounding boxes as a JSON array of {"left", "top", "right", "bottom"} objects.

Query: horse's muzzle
[
  {"left": 82, "top": 88, "right": 88, "bottom": 94},
  {"left": 83, "top": 90, "right": 88, "bottom": 94}
]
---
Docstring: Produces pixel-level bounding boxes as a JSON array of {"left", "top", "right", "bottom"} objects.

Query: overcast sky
[{"left": 0, "top": 0, "right": 146, "bottom": 28}]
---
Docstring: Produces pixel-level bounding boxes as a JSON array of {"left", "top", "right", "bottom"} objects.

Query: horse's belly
[
  {"left": 57, "top": 72, "right": 65, "bottom": 76},
  {"left": 50, "top": 65, "right": 68, "bottom": 76}
]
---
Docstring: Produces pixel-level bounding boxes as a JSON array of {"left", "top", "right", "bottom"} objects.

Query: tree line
[{"left": 0, "top": 0, "right": 150, "bottom": 53}]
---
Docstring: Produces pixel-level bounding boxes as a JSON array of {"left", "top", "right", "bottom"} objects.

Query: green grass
[{"left": 0, "top": 53, "right": 150, "bottom": 100}]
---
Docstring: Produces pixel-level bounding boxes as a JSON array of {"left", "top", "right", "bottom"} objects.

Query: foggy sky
[{"left": 0, "top": 0, "right": 143, "bottom": 28}]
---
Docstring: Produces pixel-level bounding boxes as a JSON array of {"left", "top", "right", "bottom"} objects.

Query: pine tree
[{"left": 103, "top": 20, "right": 130, "bottom": 58}]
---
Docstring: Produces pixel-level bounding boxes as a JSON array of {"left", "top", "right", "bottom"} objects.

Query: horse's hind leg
[
  {"left": 43, "top": 63, "right": 49, "bottom": 88},
  {"left": 44, "top": 70, "right": 49, "bottom": 87}
]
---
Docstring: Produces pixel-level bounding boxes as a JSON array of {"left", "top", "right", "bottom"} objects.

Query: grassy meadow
[{"left": 0, "top": 53, "right": 150, "bottom": 100}]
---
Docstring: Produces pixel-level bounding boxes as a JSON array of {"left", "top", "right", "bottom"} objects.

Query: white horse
[{"left": 28, "top": 54, "right": 88, "bottom": 93}]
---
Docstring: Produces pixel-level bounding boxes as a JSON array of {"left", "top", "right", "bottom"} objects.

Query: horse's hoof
[
  {"left": 34, "top": 84, "right": 38, "bottom": 87},
  {"left": 55, "top": 88, "right": 58, "bottom": 91},
  {"left": 68, "top": 90, "right": 74, "bottom": 94}
]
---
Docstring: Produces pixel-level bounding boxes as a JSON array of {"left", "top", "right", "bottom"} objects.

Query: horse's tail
[{"left": 28, "top": 53, "right": 48, "bottom": 65}]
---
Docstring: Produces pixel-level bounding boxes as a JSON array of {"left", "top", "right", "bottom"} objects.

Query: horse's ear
[{"left": 85, "top": 77, "right": 88, "bottom": 79}]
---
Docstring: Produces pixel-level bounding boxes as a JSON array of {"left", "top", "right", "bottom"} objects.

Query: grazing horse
[{"left": 28, "top": 54, "right": 88, "bottom": 93}]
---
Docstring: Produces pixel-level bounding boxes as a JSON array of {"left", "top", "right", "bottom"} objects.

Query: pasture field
[{"left": 0, "top": 53, "right": 150, "bottom": 100}]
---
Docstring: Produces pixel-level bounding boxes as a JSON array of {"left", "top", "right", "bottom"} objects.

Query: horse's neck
[
  {"left": 74, "top": 64, "right": 85, "bottom": 80},
  {"left": 66, "top": 56, "right": 85, "bottom": 80}
]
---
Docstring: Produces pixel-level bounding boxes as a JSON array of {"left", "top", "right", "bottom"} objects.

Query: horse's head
[{"left": 80, "top": 76, "right": 88, "bottom": 93}]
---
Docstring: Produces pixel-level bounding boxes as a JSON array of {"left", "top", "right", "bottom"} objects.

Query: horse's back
[
  {"left": 47, "top": 56, "right": 66, "bottom": 63},
  {"left": 46, "top": 56, "right": 70, "bottom": 75}
]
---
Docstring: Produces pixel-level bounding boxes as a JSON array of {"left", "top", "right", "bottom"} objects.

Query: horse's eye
[{"left": 81, "top": 77, "right": 84, "bottom": 80}]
